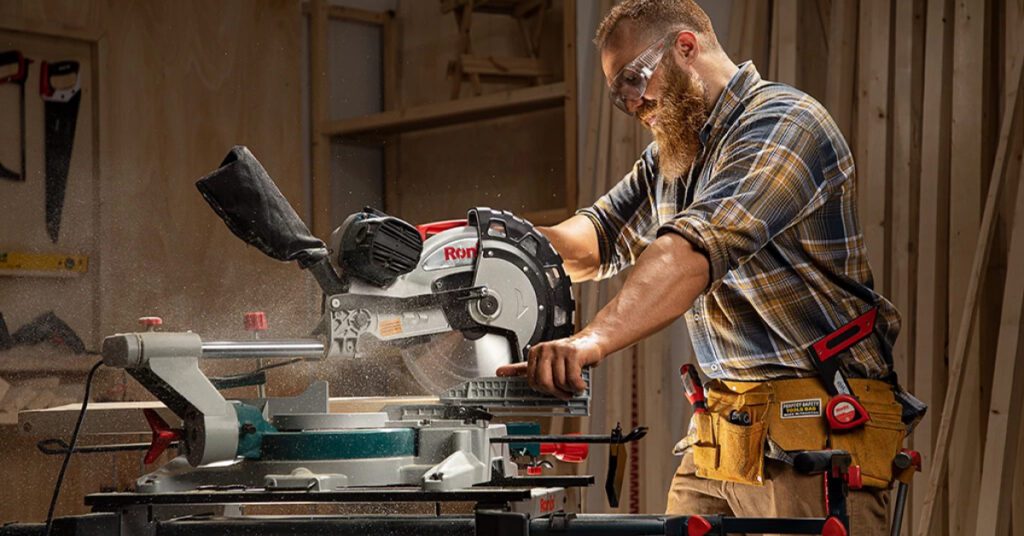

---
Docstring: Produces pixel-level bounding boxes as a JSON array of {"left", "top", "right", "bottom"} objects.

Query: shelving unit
[{"left": 306, "top": 0, "right": 577, "bottom": 237}]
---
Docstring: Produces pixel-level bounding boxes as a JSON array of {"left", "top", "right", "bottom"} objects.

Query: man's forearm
[
  {"left": 579, "top": 233, "right": 710, "bottom": 356},
  {"left": 537, "top": 215, "right": 602, "bottom": 282}
]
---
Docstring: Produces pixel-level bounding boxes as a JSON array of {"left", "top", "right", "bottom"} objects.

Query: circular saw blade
[{"left": 401, "top": 332, "right": 512, "bottom": 395}]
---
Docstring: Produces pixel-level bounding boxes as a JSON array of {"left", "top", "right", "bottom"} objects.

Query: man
[{"left": 496, "top": 1, "right": 915, "bottom": 534}]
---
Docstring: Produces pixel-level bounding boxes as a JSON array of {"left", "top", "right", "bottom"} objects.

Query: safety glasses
[{"left": 608, "top": 32, "right": 678, "bottom": 115}]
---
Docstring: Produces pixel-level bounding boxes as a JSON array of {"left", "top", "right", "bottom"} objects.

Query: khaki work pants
[{"left": 667, "top": 451, "right": 890, "bottom": 536}]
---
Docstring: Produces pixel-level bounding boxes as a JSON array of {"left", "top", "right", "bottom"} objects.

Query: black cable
[{"left": 43, "top": 360, "right": 103, "bottom": 536}]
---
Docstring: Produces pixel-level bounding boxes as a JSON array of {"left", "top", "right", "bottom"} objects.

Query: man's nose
[{"left": 625, "top": 97, "right": 644, "bottom": 115}]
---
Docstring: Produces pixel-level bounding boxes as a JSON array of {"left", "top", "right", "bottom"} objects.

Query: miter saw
[{"left": 8, "top": 147, "right": 863, "bottom": 536}]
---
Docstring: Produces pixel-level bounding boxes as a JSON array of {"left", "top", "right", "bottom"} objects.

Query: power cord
[{"left": 43, "top": 360, "right": 103, "bottom": 536}]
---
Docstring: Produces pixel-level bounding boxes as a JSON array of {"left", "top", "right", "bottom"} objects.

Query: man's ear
[{"left": 673, "top": 30, "right": 699, "bottom": 66}]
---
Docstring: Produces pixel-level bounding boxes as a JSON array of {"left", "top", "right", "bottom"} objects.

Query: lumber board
[
  {"left": 563, "top": 0, "right": 578, "bottom": 213},
  {"left": 825, "top": 0, "right": 858, "bottom": 141},
  {"left": 911, "top": 0, "right": 953, "bottom": 530},
  {"left": 323, "top": 82, "right": 567, "bottom": 138},
  {"left": 309, "top": 0, "right": 332, "bottom": 239},
  {"left": 943, "top": 0, "right": 990, "bottom": 532},
  {"left": 17, "top": 396, "right": 440, "bottom": 437},
  {"left": 973, "top": 134, "right": 1024, "bottom": 536},
  {"left": 383, "top": 12, "right": 402, "bottom": 214},
  {"left": 889, "top": 0, "right": 925, "bottom": 463},
  {"left": 854, "top": 0, "right": 891, "bottom": 294},
  {"left": 915, "top": 5, "right": 1021, "bottom": 532},
  {"left": 773, "top": 0, "right": 799, "bottom": 86}
]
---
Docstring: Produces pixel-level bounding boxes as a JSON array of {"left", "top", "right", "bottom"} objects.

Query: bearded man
[{"left": 495, "top": 1, "right": 921, "bottom": 534}]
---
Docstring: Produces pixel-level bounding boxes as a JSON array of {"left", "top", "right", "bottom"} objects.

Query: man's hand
[{"left": 495, "top": 334, "right": 606, "bottom": 399}]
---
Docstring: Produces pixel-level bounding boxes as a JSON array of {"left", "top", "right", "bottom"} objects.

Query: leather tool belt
[{"left": 677, "top": 377, "right": 906, "bottom": 489}]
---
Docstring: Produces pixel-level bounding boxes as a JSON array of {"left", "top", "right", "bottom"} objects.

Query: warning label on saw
[
  {"left": 379, "top": 318, "right": 403, "bottom": 337},
  {"left": 780, "top": 399, "right": 822, "bottom": 419}
]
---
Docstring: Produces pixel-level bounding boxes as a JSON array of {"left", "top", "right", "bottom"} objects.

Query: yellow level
[{"left": 0, "top": 250, "right": 89, "bottom": 277}]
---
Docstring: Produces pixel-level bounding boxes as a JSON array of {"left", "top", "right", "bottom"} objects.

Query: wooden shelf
[{"left": 321, "top": 82, "right": 567, "bottom": 139}]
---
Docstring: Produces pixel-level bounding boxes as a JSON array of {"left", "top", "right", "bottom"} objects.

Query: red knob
[
  {"left": 821, "top": 516, "right": 848, "bottom": 536},
  {"left": 138, "top": 317, "right": 163, "bottom": 329},
  {"left": 526, "top": 465, "right": 543, "bottom": 476},
  {"left": 540, "top": 440, "right": 589, "bottom": 463},
  {"left": 244, "top": 312, "right": 268, "bottom": 331}
]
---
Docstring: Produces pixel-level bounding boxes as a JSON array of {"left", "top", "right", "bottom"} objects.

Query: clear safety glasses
[{"left": 608, "top": 32, "right": 678, "bottom": 115}]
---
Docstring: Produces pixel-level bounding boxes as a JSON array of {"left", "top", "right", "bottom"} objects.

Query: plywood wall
[
  {"left": 0, "top": 0, "right": 310, "bottom": 523},
  {"left": 392, "top": 0, "right": 569, "bottom": 224}
]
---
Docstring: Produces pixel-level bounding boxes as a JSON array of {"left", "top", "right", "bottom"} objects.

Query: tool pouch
[
  {"left": 196, "top": 146, "right": 329, "bottom": 267},
  {"left": 828, "top": 379, "right": 906, "bottom": 488},
  {"left": 691, "top": 381, "right": 771, "bottom": 486}
]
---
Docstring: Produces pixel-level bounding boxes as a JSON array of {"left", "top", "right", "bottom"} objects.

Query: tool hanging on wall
[
  {"left": 40, "top": 60, "right": 82, "bottom": 243},
  {"left": 0, "top": 50, "right": 31, "bottom": 181}
]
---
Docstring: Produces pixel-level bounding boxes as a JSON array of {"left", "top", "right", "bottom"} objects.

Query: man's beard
[{"left": 637, "top": 61, "right": 709, "bottom": 179}]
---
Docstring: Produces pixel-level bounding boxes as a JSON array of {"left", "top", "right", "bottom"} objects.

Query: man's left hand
[{"left": 495, "top": 334, "right": 606, "bottom": 399}]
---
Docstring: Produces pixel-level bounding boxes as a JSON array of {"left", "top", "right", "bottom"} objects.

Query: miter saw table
[{"left": 4, "top": 147, "right": 859, "bottom": 536}]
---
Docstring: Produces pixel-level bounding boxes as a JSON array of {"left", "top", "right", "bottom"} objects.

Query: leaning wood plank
[
  {"left": 915, "top": 25, "right": 1024, "bottom": 536},
  {"left": 563, "top": 0, "right": 578, "bottom": 214},
  {"left": 825, "top": 0, "right": 858, "bottom": 140},
  {"left": 911, "top": 0, "right": 953, "bottom": 529},
  {"left": 973, "top": 129, "right": 1024, "bottom": 536},
  {"left": 854, "top": 0, "right": 891, "bottom": 294}
]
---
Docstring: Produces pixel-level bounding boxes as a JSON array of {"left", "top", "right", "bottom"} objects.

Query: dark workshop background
[{"left": 0, "top": 1, "right": 1022, "bottom": 535}]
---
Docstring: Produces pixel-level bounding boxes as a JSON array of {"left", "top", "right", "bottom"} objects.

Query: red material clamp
[
  {"left": 142, "top": 408, "right": 181, "bottom": 464},
  {"left": 687, "top": 515, "right": 713, "bottom": 536},
  {"left": 540, "top": 440, "right": 589, "bottom": 463},
  {"left": 821, "top": 516, "right": 848, "bottom": 536},
  {"left": 244, "top": 311, "right": 268, "bottom": 332}
]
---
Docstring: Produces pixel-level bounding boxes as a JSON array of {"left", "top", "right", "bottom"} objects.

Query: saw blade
[{"left": 401, "top": 332, "right": 512, "bottom": 395}]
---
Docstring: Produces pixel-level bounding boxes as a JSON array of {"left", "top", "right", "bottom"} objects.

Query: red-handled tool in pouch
[
  {"left": 679, "top": 364, "right": 707, "bottom": 414},
  {"left": 810, "top": 308, "right": 877, "bottom": 431}
]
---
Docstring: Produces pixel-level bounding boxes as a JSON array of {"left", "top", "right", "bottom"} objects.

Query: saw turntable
[{"left": 8, "top": 147, "right": 862, "bottom": 536}]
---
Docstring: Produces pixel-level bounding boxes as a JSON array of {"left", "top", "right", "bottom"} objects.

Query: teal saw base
[{"left": 259, "top": 428, "right": 417, "bottom": 460}]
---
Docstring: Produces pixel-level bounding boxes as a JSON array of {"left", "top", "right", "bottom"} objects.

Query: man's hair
[{"left": 594, "top": 0, "right": 718, "bottom": 51}]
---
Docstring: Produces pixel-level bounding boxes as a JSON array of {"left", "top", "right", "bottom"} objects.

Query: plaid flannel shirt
[{"left": 578, "top": 62, "right": 900, "bottom": 381}]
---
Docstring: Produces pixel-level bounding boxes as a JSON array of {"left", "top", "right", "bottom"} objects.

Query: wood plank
[
  {"left": 943, "top": 0, "right": 989, "bottom": 532},
  {"left": 301, "top": 3, "right": 388, "bottom": 26},
  {"left": 915, "top": 2, "right": 1020, "bottom": 533},
  {"left": 773, "top": 0, "right": 799, "bottom": 86},
  {"left": 459, "top": 54, "right": 550, "bottom": 77},
  {"left": 383, "top": 11, "right": 402, "bottom": 215},
  {"left": 323, "top": 82, "right": 567, "bottom": 138},
  {"left": 309, "top": 0, "right": 332, "bottom": 239},
  {"left": 911, "top": 0, "right": 954, "bottom": 531},
  {"left": 854, "top": 0, "right": 891, "bottom": 294},
  {"left": 825, "top": 0, "right": 858, "bottom": 141},
  {"left": 563, "top": 0, "right": 578, "bottom": 211},
  {"left": 974, "top": 124, "right": 1024, "bottom": 536},
  {"left": 889, "top": 0, "right": 925, "bottom": 477}
]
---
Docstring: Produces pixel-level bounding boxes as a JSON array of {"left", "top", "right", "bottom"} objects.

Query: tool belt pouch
[
  {"left": 691, "top": 381, "right": 770, "bottom": 486},
  {"left": 828, "top": 379, "right": 907, "bottom": 488}
]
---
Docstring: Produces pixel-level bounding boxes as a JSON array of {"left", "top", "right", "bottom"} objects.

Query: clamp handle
[{"left": 142, "top": 408, "right": 181, "bottom": 464}]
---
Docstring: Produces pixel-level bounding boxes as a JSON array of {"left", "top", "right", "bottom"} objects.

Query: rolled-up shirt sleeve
[
  {"left": 577, "top": 143, "right": 661, "bottom": 280},
  {"left": 658, "top": 115, "right": 842, "bottom": 289}
]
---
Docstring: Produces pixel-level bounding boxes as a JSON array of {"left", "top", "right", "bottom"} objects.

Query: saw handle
[
  {"left": 40, "top": 60, "right": 80, "bottom": 102},
  {"left": 0, "top": 50, "right": 30, "bottom": 84}
]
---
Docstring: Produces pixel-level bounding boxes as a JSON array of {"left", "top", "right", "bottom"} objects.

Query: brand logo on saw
[{"left": 443, "top": 246, "right": 477, "bottom": 261}]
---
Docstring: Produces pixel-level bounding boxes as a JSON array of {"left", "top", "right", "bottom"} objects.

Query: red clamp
[
  {"left": 416, "top": 219, "right": 468, "bottom": 240},
  {"left": 540, "top": 440, "right": 589, "bottom": 463},
  {"left": 142, "top": 409, "right": 181, "bottom": 464},
  {"left": 687, "top": 515, "right": 713, "bottom": 536},
  {"left": 821, "top": 516, "right": 848, "bottom": 536}
]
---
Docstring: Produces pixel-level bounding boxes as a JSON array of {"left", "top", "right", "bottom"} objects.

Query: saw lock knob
[
  {"left": 244, "top": 311, "right": 268, "bottom": 332},
  {"left": 138, "top": 317, "right": 163, "bottom": 331}
]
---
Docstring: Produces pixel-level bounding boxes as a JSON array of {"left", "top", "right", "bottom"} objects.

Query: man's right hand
[{"left": 496, "top": 333, "right": 606, "bottom": 399}]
